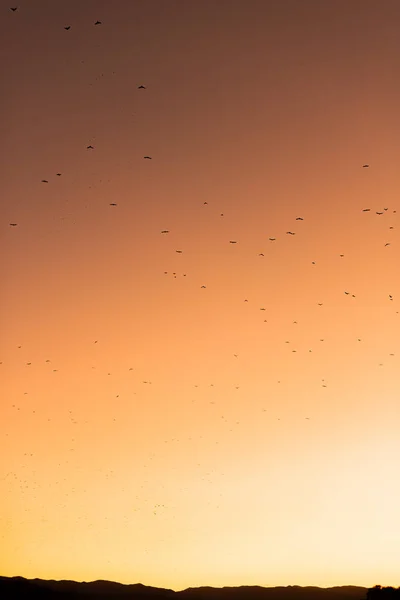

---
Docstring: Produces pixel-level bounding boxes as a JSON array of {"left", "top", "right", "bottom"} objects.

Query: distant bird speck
[
  {"left": 41, "top": 179, "right": 48, "bottom": 183},
  {"left": 229, "top": 240, "right": 237, "bottom": 244},
  {"left": 64, "top": 26, "right": 70, "bottom": 30},
  {"left": 94, "top": 20, "right": 102, "bottom": 25},
  {"left": 87, "top": 145, "right": 94, "bottom": 150},
  {"left": 286, "top": 231, "right": 295, "bottom": 235},
  {"left": 362, "top": 164, "right": 369, "bottom": 168},
  {"left": 9, "top": 223, "right": 17, "bottom": 226},
  {"left": 175, "top": 250, "right": 182, "bottom": 253},
  {"left": 10, "top": 7, "right": 18, "bottom": 11},
  {"left": 144, "top": 156, "right": 152, "bottom": 160},
  {"left": 138, "top": 85, "right": 146, "bottom": 89},
  {"left": 295, "top": 217, "right": 304, "bottom": 221},
  {"left": 109, "top": 203, "right": 117, "bottom": 206},
  {"left": 161, "top": 230, "right": 169, "bottom": 234}
]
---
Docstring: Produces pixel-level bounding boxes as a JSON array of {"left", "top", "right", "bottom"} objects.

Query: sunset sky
[{"left": 1, "top": 0, "right": 399, "bottom": 591}]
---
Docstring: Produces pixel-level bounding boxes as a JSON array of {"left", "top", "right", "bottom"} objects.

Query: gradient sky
[{"left": 1, "top": 0, "right": 400, "bottom": 591}]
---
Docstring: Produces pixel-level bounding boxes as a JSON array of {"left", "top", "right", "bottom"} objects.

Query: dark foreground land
[{"left": 0, "top": 578, "right": 376, "bottom": 600}]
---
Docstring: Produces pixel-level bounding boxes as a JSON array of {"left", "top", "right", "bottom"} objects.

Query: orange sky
[{"left": 1, "top": 0, "right": 399, "bottom": 591}]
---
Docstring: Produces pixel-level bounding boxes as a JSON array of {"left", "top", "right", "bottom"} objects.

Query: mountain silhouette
[{"left": 0, "top": 577, "right": 372, "bottom": 600}]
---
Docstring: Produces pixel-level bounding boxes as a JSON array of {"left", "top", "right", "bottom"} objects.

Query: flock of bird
[{"left": 2, "top": 5, "right": 399, "bottom": 557}]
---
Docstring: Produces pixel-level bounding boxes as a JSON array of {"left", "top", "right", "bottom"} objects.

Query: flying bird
[
  {"left": 362, "top": 164, "right": 369, "bottom": 168},
  {"left": 9, "top": 223, "right": 17, "bottom": 226},
  {"left": 87, "top": 145, "right": 94, "bottom": 149},
  {"left": 376, "top": 212, "right": 383, "bottom": 215},
  {"left": 286, "top": 231, "right": 295, "bottom": 235},
  {"left": 138, "top": 85, "right": 146, "bottom": 89},
  {"left": 94, "top": 20, "right": 102, "bottom": 25},
  {"left": 175, "top": 250, "right": 182, "bottom": 253},
  {"left": 10, "top": 7, "right": 18, "bottom": 11},
  {"left": 64, "top": 26, "right": 70, "bottom": 30},
  {"left": 200, "top": 285, "right": 206, "bottom": 289},
  {"left": 109, "top": 203, "right": 117, "bottom": 206},
  {"left": 161, "top": 230, "right": 169, "bottom": 234},
  {"left": 384, "top": 243, "right": 390, "bottom": 247},
  {"left": 362, "top": 208, "right": 370, "bottom": 212},
  {"left": 269, "top": 237, "right": 276, "bottom": 241},
  {"left": 295, "top": 217, "right": 304, "bottom": 221},
  {"left": 229, "top": 240, "right": 237, "bottom": 243},
  {"left": 56, "top": 173, "right": 62, "bottom": 176},
  {"left": 41, "top": 179, "right": 48, "bottom": 183},
  {"left": 143, "top": 156, "right": 152, "bottom": 159}
]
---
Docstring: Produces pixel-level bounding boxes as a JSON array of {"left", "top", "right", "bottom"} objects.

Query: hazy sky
[{"left": 1, "top": 0, "right": 399, "bottom": 591}]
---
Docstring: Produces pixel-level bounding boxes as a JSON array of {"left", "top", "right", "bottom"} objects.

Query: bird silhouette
[
  {"left": 94, "top": 20, "right": 102, "bottom": 25},
  {"left": 138, "top": 85, "right": 146, "bottom": 89},
  {"left": 10, "top": 7, "right": 18, "bottom": 11},
  {"left": 109, "top": 203, "right": 117, "bottom": 206},
  {"left": 56, "top": 173, "right": 62, "bottom": 176},
  {"left": 286, "top": 231, "right": 295, "bottom": 235},
  {"left": 362, "top": 164, "right": 369, "bottom": 168},
  {"left": 362, "top": 208, "right": 370, "bottom": 212},
  {"left": 295, "top": 217, "right": 304, "bottom": 221},
  {"left": 9, "top": 223, "right": 17, "bottom": 226},
  {"left": 229, "top": 240, "right": 237, "bottom": 244},
  {"left": 41, "top": 179, "right": 48, "bottom": 183},
  {"left": 175, "top": 250, "right": 182, "bottom": 253},
  {"left": 144, "top": 156, "right": 152, "bottom": 160},
  {"left": 376, "top": 212, "right": 383, "bottom": 215},
  {"left": 161, "top": 230, "right": 169, "bottom": 234},
  {"left": 87, "top": 145, "right": 94, "bottom": 150},
  {"left": 269, "top": 237, "right": 276, "bottom": 241},
  {"left": 64, "top": 26, "right": 71, "bottom": 30}
]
